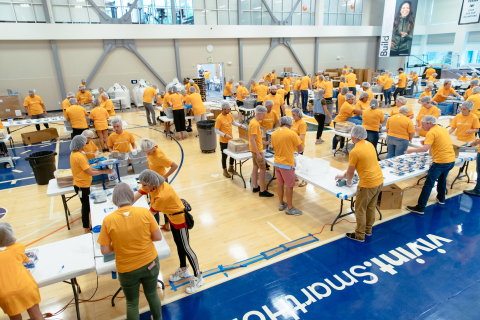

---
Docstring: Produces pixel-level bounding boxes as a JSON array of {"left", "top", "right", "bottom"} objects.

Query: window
[
  {"left": 466, "top": 51, "right": 480, "bottom": 64},
  {"left": 0, "top": 0, "right": 46, "bottom": 23},
  {"left": 426, "top": 51, "right": 452, "bottom": 65},
  {"left": 323, "top": 0, "right": 362, "bottom": 26}
]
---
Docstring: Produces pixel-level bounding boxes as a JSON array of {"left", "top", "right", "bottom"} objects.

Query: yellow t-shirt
[
  {"left": 294, "top": 80, "right": 301, "bottom": 91},
  {"left": 204, "top": 72, "right": 212, "bottom": 79},
  {"left": 271, "top": 127, "right": 302, "bottom": 167},
  {"left": 349, "top": 140, "right": 383, "bottom": 188},
  {"left": 377, "top": 76, "right": 385, "bottom": 85},
  {"left": 236, "top": 86, "right": 248, "bottom": 102},
  {"left": 390, "top": 105, "right": 414, "bottom": 117},
  {"left": 70, "top": 151, "right": 92, "bottom": 188},
  {"left": 143, "top": 87, "right": 157, "bottom": 103},
  {"left": 76, "top": 91, "right": 92, "bottom": 105},
  {"left": 324, "top": 81, "right": 334, "bottom": 99},
  {"left": 346, "top": 73, "right": 356, "bottom": 87},
  {"left": 364, "top": 89, "right": 374, "bottom": 102},
  {"left": 139, "top": 183, "right": 185, "bottom": 225},
  {"left": 339, "top": 82, "right": 348, "bottom": 89},
  {"left": 65, "top": 105, "right": 88, "bottom": 129},
  {"left": 467, "top": 94, "right": 480, "bottom": 118},
  {"left": 223, "top": 83, "right": 233, "bottom": 96},
  {"left": 255, "top": 85, "right": 269, "bottom": 102},
  {"left": 413, "top": 75, "right": 419, "bottom": 83},
  {"left": 335, "top": 102, "right": 355, "bottom": 123},
  {"left": 147, "top": 146, "right": 173, "bottom": 176},
  {"left": 215, "top": 113, "right": 234, "bottom": 144},
  {"left": 432, "top": 87, "right": 457, "bottom": 103},
  {"left": 163, "top": 92, "right": 171, "bottom": 106},
  {"left": 397, "top": 73, "right": 408, "bottom": 88},
  {"left": 458, "top": 76, "right": 469, "bottom": 81},
  {"left": 97, "top": 206, "right": 159, "bottom": 273},
  {"left": 356, "top": 100, "right": 370, "bottom": 111},
  {"left": 261, "top": 110, "right": 279, "bottom": 130},
  {"left": 186, "top": 83, "right": 200, "bottom": 95},
  {"left": 263, "top": 74, "right": 273, "bottom": 81},
  {"left": 62, "top": 98, "right": 71, "bottom": 117},
  {"left": 84, "top": 140, "right": 98, "bottom": 159},
  {"left": 248, "top": 118, "right": 263, "bottom": 153},
  {"left": 277, "top": 89, "right": 287, "bottom": 97},
  {"left": 89, "top": 107, "right": 109, "bottom": 131},
  {"left": 264, "top": 93, "right": 284, "bottom": 115},
  {"left": 337, "top": 94, "right": 346, "bottom": 111},
  {"left": 418, "top": 91, "right": 432, "bottom": 100},
  {"left": 291, "top": 119, "right": 307, "bottom": 151},
  {"left": 464, "top": 88, "right": 473, "bottom": 100},
  {"left": 300, "top": 76, "right": 311, "bottom": 90},
  {"left": 387, "top": 114, "right": 415, "bottom": 140},
  {"left": 416, "top": 106, "right": 440, "bottom": 137},
  {"left": 362, "top": 109, "right": 385, "bottom": 132},
  {"left": 283, "top": 78, "right": 292, "bottom": 92},
  {"left": 427, "top": 76, "right": 437, "bottom": 83},
  {"left": 23, "top": 95, "right": 44, "bottom": 116},
  {"left": 107, "top": 131, "right": 135, "bottom": 153},
  {"left": 384, "top": 77, "right": 394, "bottom": 90},
  {"left": 425, "top": 68, "right": 436, "bottom": 77},
  {"left": 343, "top": 67, "right": 350, "bottom": 74},
  {"left": 101, "top": 99, "right": 116, "bottom": 116},
  {"left": 449, "top": 113, "right": 480, "bottom": 142},
  {"left": 169, "top": 93, "right": 184, "bottom": 110},
  {"left": 315, "top": 81, "right": 325, "bottom": 89},
  {"left": 184, "top": 93, "right": 206, "bottom": 116},
  {"left": 424, "top": 125, "right": 455, "bottom": 164}
]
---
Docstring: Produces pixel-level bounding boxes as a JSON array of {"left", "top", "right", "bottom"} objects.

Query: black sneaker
[
  {"left": 407, "top": 205, "right": 424, "bottom": 215},
  {"left": 259, "top": 190, "right": 274, "bottom": 197},
  {"left": 435, "top": 198, "right": 445, "bottom": 205},
  {"left": 464, "top": 189, "right": 480, "bottom": 197},
  {"left": 346, "top": 232, "right": 364, "bottom": 242},
  {"left": 252, "top": 187, "right": 260, "bottom": 193}
]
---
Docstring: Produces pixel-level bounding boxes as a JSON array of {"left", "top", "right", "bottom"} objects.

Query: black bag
[{"left": 181, "top": 199, "right": 194, "bottom": 229}]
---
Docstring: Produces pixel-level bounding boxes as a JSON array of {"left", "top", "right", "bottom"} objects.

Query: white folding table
[
  {"left": 158, "top": 113, "right": 214, "bottom": 140},
  {"left": 2, "top": 116, "right": 66, "bottom": 134},
  {"left": 222, "top": 149, "right": 252, "bottom": 188},
  {"left": 46, "top": 179, "right": 76, "bottom": 230}
]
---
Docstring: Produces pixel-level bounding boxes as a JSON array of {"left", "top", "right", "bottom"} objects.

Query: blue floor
[{"left": 147, "top": 193, "right": 480, "bottom": 320}]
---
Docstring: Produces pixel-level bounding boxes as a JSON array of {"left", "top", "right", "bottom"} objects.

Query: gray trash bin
[
  {"left": 325, "top": 101, "right": 334, "bottom": 125},
  {"left": 197, "top": 120, "right": 217, "bottom": 153}
]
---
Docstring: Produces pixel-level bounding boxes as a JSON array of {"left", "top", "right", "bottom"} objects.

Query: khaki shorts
[{"left": 251, "top": 152, "right": 266, "bottom": 169}]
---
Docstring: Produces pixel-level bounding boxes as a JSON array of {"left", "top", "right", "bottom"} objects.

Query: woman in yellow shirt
[
  {"left": 417, "top": 84, "right": 434, "bottom": 104},
  {"left": 89, "top": 99, "right": 110, "bottom": 152},
  {"left": 293, "top": 79, "right": 301, "bottom": 108},
  {"left": 390, "top": 96, "right": 414, "bottom": 119},
  {"left": 186, "top": 79, "right": 199, "bottom": 95},
  {"left": 323, "top": 76, "right": 334, "bottom": 101},
  {"left": 355, "top": 92, "right": 371, "bottom": 111},
  {"left": 100, "top": 93, "right": 116, "bottom": 117},
  {"left": 362, "top": 99, "right": 385, "bottom": 158},
  {"left": 185, "top": 87, "right": 207, "bottom": 135},
  {"left": 448, "top": 101, "right": 480, "bottom": 142},
  {"left": 427, "top": 73, "right": 437, "bottom": 83},
  {"left": 336, "top": 86, "right": 349, "bottom": 114},
  {"left": 333, "top": 93, "right": 363, "bottom": 153},
  {"left": 415, "top": 96, "right": 440, "bottom": 137},
  {"left": 98, "top": 183, "right": 163, "bottom": 319},
  {"left": 291, "top": 108, "right": 308, "bottom": 187},
  {"left": 386, "top": 105, "right": 415, "bottom": 159},
  {"left": 134, "top": 170, "right": 204, "bottom": 294},
  {"left": 81, "top": 130, "right": 99, "bottom": 159},
  {"left": 339, "top": 76, "right": 348, "bottom": 90},
  {"left": 168, "top": 86, "right": 187, "bottom": 140},
  {"left": 458, "top": 73, "right": 469, "bottom": 82}
]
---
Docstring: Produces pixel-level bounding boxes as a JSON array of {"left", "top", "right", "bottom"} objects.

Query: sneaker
[
  {"left": 346, "top": 232, "right": 365, "bottom": 242},
  {"left": 464, "top": 189, "right": 480, "bottom": 197},
  {"left": 169, "top": 267, "right": 191, "bottom": 282},
  {"left": 331, "top": 149, "right": 336, "bottom": 154},
  {"left": 186, "top": 273, "right": 205, "bottom": 294},
  {"left": 286, "top": 206, "right": 303, "bottom": 215},
  {"left": 279, "top": 202, "right": 287, "bottom": 211},
  {"left": 315, "top": 140, "right": 324, "bottom": 145},
  {"left": 259, "top": 190, "right": 274, "bottom": 198},
  {"left": 435, "top": 197, "right": 445, "bottom": 205},
  {"left": 252, "top": 186, "right": 260, "bottom": 193},
  {"left": 407, "top": 205, "right": 424, "bottom": 215}
]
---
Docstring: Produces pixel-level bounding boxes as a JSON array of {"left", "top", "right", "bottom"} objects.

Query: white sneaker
[
  {"left": 169, "top": 267, "right": 191, "bottom": 282},
  {"left": 186, "top": 273, "right": 205, "bottom": 294},
  {"left": 331, "top": 149, "right": 336, "bottom": 154}
]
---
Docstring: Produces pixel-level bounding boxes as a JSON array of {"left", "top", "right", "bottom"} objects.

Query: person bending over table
[
  {"left": 62, "top": 92, "right": 75, "bottom": 117},
  {"left": 254, "top": 79, "right": 269, "bottom": 106},
  {"left": 65, "top": 98, "right": 88, "bottom": 139},
  {"left": 467, "top": 87, "right": 480, "bottom": 119},
  {"left": 355, "top": 92, "right": 371, "bottom": 111},
  {"left": 313, "top": 90, "right": 330, "bottom": 145},
  {"left": 224, "top": 79, "right": 233, "bottom": 99},
  {"left": 363, "top": 99, "right": 385, "bottom": 157},
  {"left": 89, "top": 99, "right": 109, "bottom": 152},
  {"left": 448, "top": 101, "right": 479, "bottom": 142},
  {"left": 24, "top": 90, "right": 49, "bottom": 131},
  {"left": 264, "top": 85, "right": 285, "bottom": 117},
  {"left": 336, "top": 86, "right": 349, "bottom": 114},
  {"left": 464, "top": 80, "right": 478, "bottom": 100},
  {"left": 134, "top": 170, "right": 205, "bottom": 294},
  {"left": 0, "top": 222, "right": 45, "bottom": 320},
  {"left": 249, "top": 105, "right": 274, "bottom": 198},
  {"left": 417, "top": 83, "right": 434, "bottom": 104},
  {"left": 107, "top": 118, "right": 136, "bottom": 153},
  {"left": 76, "top": 85, "right": 92, "bottom": 107},
  {"left": 98, "top": 183, "right": 163, "bottom": 320},
  {"left": 261, "top": 100, "right": 280, "bottom": 131},
  {"left": 416, "top": 96, "right": 440, "bottom": 137},
  {"left": 142, "top": 84, "right": 159, "bottom": 126},
  {"left": 185, "top": 86, "right": 207, "bottom": 136},
  {"left": 100, "top": 93, "right": 116, "bottom": 117},
  {"left": 271, "top": 116, "right": 304, "bottom": 216},
  {"left": 405, "top": 116, "right": 456, "bottom": 215},
  {"left": 332, "top": 93, "right": 363, "bottom": 154},
  {"left": 335, "top": 125, "right": 384, "bottom": 242},
  {"left": 432, "top": 79, "right": 463, "bottom": 104},
  {"left": 81, "top": 130, "right": 99, "bottom": 160},
  {"left": 386, "top": 105, "right": 415, "bottom": 159},
  {"left": 139, "top": 138, "right": 179, "bottom": 231},
  {"left": 70, "top": 136, "right": 112, "bottom": 233},
  {"left": 291, "top": 108, "right": 308, "bottom": 187},
  {"left": 390, "top": 96, "right": 414, "bottom": 119},
  {"left": 215, "top": 102, "right": 246, "bottom": 178}
]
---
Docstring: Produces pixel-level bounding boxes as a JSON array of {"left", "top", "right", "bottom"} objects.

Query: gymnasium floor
[{"left": 0, "top": 97, "right": 476, "bottom": 320}]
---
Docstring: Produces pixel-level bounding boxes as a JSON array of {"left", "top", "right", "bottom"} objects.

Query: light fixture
[
  {"left": 253, "top": 6, "right": 261, "bottom": 9},
  {"left": 20, "top": 3, "right": 30, "bottom": 6},
  {"left": 75, "top": 5, "right": 83, "bottom": 8}
]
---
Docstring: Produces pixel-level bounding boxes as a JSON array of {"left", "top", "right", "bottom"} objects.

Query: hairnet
[
  {"left": 255, "top": 105, "right": 267, "bottom": 114},
  {"left": 239, "top": 81, "right": 245, "bottom": 85},
  {"left": 420, "top": 96, "right": 432, "bottom": 103},
  {"left": 307, "top": 73, "right": 312, "bottom": 77},
  {"left": 28, "top": 90, "right": 34, "bottom": 94},
  {"left": 93, "top": 98, "right": 101, "bottom": 106},
  {"left": 426, "top": 84, "right": 434, "bottom": 88},
  {"left": 360, "top": 92, "right": 369, "bottom": 100},
  {"left": 101, "top": 92, "right": 109, "bottom": 99},
  {"left": 152, "top": 84, "right": 158, "bottom": 88},
  {"left": 221, "top": 102, "right": 231, "bottom": 110},
  {"left": 444, "top": 79, "right": 452, "bottom": 85},
  {"left": 67, "top": 92, "right": 75, "bottom": 98},
  {"left": 341, "top": 87, "right": 349, "bottom": 94},
  {"left": 421, "top": 115, "right": 437, "bottom": 125},
  {"left": 342, "top": 70, "right": 347, "bottom": 74},
  {"left": 139, "top": 169, "right": 165, "bottom": 187},
  {"left": 314, "top": 90, "right": 325, "bottom": 99},
  {"left": 341, "top": 76, "right": 346, "bottom": 81},
  {"left": 81, "top": 129, "right": 94, "bottom": 138},
  {"left": 280, "top": 116, "right": 293, "bottom": 126},
  {"left": 462, "top": 100, "right": 474, "bottom": 111},
  {"left": 398, "top": 105, "right": 410, "bottom": 114},
  {"left": 433, "top": 73, "right": 438, "bottom": 76},
  {"left": 351, "top": 125, "right": 367, "bottom": 140},
  {"left": 319, "top": 75, "right": 324, "bottom": 80},
  {"left": 264, "top": 100, "right": 274, "bottom": 107},
  {"left": 189, "top": 80, "right": 194, "bottom": 84},
  {"left": 473, "top": 87, "right": 480, "bottom": 94},
  {"left": 388, "top": 72, "right": 393, "bottom": 76},
  {"left": 259, "top": 79, "right": 265, "bottom": 83},
  {"left": 272, "top": 69, "right": 276, "bottom": 72},
  {"left": 346, "top": 93, "right": 355, "bottom": 100},
  {"left": 370, "top": 99, "right": 379, "bottom": 109},
  {"left": 325, "top": 76, "right": 330, "bottom": 81},
  {"left": 81, "top": 79, "right": 86, "bottom": 82},
  {"left": 168, "top": 87, "right": 173, "bottom": 92},
  {"left": 0, "top": 222, "right": 16, "bottom": 247},
  {"left": 139, "top": 138, "right": 156, "bottom": 152},
  {"left": 234, "top": 83, "right": 239, "bottom": 87},
  {"left": 349, "top": 69, "right": 353, "bottom": 73},
  {"left": 397, "top": 96, "right": 407, "bottom": 104},
  {"left": 373, "top": 77, "right": 378, "bottom": 81},
  {"left": 69, "top": 98, "right": 77, "bottom": 104},
  {"left": 362, "top": 82, "right": 370, "bottom": 88},
  {"left": 471, "top": 80, "right": 479, "bottom": 85},
  {"left": 473, "top": 73, "right": 478, "bottom": 77},
  {"left": 111, "top": 118, "right": 122, "bottom": 126},
  {"left": 250, "top": 78, "right": 255, "bottom": 82},
  {"left": 380, "top": 72, "right": 385, "bottom": 75},
  {"left": 270, "top": 85, "right": 277, "bottom": 90},
  {"left": 70, "top": 135, "right": 86, "bottom": 151},
  {"left": 112, "top": 182, "right": 134, "bottom": 207},
  {"left": 189, "top": 86, "right": 196, "bottom": 93},
  {"left": 98, "top": 87, "right": 105, "bottom": 92},
  {"left": 171, "top": 86, "right": 178, "bottom": 93},
  {"left": 79, "top": 85, "right": 85, "bottom": 89},
  {"left": 160, "top": 91, "right": 165, "bottom": 95},
  {"left": 413, "top": 72, "right": 417, "bottom": 74},
  {"left": 291, "top": 108, "right": 303, "bottom": 118},
  {"left": 180, "top": 89, "right": 187, "bottom": 94}
]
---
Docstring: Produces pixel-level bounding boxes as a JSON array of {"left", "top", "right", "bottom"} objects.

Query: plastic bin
[
  {"left": 131, "top": 158, "right": 148, "bottom": 174},
  {"left": 347, "top": 116, "right": 363, "bottom": 125},
  {"left": 243, "top": 98, "right": 257, "bottom": 109},
  {"left": 25, "top": 151, "right": 57, "bottom": 185},
  {"left": 437, "top": 103, "right": 454, "bottom": 115},
  {"left": 164, "top": 107, "right": 173, "bottom": 119},
  {"left": 197, "top": 120, "right": 217, "bottom": 153}
]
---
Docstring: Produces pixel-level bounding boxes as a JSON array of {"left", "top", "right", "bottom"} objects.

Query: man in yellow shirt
[
  {"left": 261, "top": 100, "right": 280, "bottom": 130},
  {"left": 335, "top": 125, "right": 383, "bottom": 242},
  {"left": 405, "top": 115, "right": 455, "bottom": 215},
  {"left": 143, "top": 84, "right": 159, "bottom": 126},
  {"left": 468, "top": 87, "right": 480, "bottom": 118},
  {"left": 24, "top": 90, "right": 49, "bottom": 131},
  {"left": 264, "top": 85, "right": 285, "bottom": 116},
  {"left": 249, "top": 79, "right": 257, "bottom": 94},
  {"left": 459, "top": 73, "right": 469, "bottom": 82},
  {"left": 424, "top": 66, "right": 436, "bottom": 78},
  {"left": 62, "top": 92, "right": 76, "bottom": 117},
  {"left": 254, "top": 79, "right": 269, "bottom": 106},
  {"left": 271, "top": 116, "right": 304, "bottom": 215},
  {"left": 346, "top": 69, "right": 357, "bottom": 95},
  {"left": 432, "top": 80, "right": 462, "bottom": 103},
  {"left": 234, "top": 82, "right": 249, "bottom": 106},
  {"left": 64, "top": 98, "right": 88, "bottom": 138},
  {"left": 107, "top": 118, "right": 137, "bottom": 153},
  {"left": 464, "top": 79, "right": 478, "bottom": 100},
  {"left": 282, "top": 74, "right": 293, "bottom": 106},
  {"left": 300, "top": 74, "right": 312, "bottom": 111},
  {"left": 204, "top": 70, "right": 212, "bottom": 90},
  {"left": 343, "top": 65, "right": 350, "bottom": 74},
  {"left": 393, "top": 68, "right": 408, "bottom": 105},
  {"left": 76, "top": 86, "right": 93, "bottom": 106},
  {"left": 293, "top": 78, "right": 301, "bottom": 108},
  {"left": 224, "top": 79, "right": 234, "bottom": 98}
]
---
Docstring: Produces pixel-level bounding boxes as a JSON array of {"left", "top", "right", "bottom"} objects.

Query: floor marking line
[
  {"left": 16, "top": 217, "right": 66, "bottom": 241},
  {"left": 0, "top": 177, "right": 35, "bottom": 184},
  {"left": 176, "top": 175, "right": 252, "bottom": 192},
  {"left": 49, "top": 197, "right": 55, "bottom": 220},
  {"left": 267, "top": 222, "right": 292, "bottom": 242}
]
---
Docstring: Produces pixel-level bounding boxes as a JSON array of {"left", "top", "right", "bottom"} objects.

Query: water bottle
[{"left": 112, "top": 271, "right": 117, "bottom": 279}]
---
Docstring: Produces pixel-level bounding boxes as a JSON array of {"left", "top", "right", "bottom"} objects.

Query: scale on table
[{"left": 93, "top": 159, "right": 122, "bottom": 190}]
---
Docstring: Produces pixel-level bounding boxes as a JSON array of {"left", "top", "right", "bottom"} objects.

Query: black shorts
[
  {"left": 173, "top": 109, "right": 186, "bottom": 132},
  {"left": 236, "top": 100, "right": 244, "bottom": 106}
]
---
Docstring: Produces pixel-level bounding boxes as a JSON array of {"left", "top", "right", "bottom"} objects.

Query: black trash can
[
  {"left": 25, "top": 151, "right": 57, "bottom": 185},
  {"left": 197, "top": 120, "right": 217, "bottom": 153}
]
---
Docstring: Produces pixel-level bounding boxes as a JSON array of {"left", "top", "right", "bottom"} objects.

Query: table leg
[
  {"left": 331, "top": 198, "right": 356, "bottom": 231},
  {"left": 266, "top": 166, "right": 276, "bottom": 190},
  {"left": 112, "top": 287, "right": 123, "bottom": 307},
  {"left": 239, "top": 159, "right": 246, "bottom": 188},
  {"left": 62, "top": 195, "right": 71, "bottom": 230},
  {"left": 70, "top": 278, "right": 81, "bottom": 320},
  {"left": 451, "top": 161, "right": 470, "bottom": 189}
]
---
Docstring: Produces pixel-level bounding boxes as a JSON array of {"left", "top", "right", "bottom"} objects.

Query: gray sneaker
[
  {"left": 286, "top": 206, "right": 303, "bottom": 216},
  {"left": 279, "top": 202, "right": 287, "bottom": 211}
]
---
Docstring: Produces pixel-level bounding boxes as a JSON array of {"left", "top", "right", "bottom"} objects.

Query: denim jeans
[
  {"left": 301, "top": 90, "right": 309, "bottom": 110},
  {"left": 386, "top": 136, "right": 409, "bottom": 159},
  {"left": 332, "top": 122, "right": 345, "bottom": 150},
  {"left": 348, "top": 87, "right": 357, "bottom": 96},
  {"left": 417, "top": 162, "right": 455, "bottom": 210},
  {"left": 293, "top": 91, "right": 300, "bottom": 108},
  {"left": 474, "top": 153, "right": 480, "bottom": 194},
  {"left": 366, "top": 130, "right": 379, "bottom": 157},
  {"left": 384, "top": 88, "right": 392, "bottom": 106}
]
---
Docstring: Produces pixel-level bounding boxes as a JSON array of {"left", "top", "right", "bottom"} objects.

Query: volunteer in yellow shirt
[
  {"left": 0, "top": 223, "right": 44, "bottom": 319},
  {"left": 100, "top": 92, "right": 116, "bottom": 116},
  {"left": 417, "top": 84, "right": 434, "bottom": 104},
  {"left": 76, "top": 86, "right": 92, "bottom": 106},
  {"left": 432, "top": 80, "right": 462, "bottom": 103},
  {"left": 64, "top": 99, "right": 88, "bottom": 138},
  {"left": 249, "top": 79, "right": 257, "bottom": 94},
  {"left": 134, "top": 170, "right": 205, "bottom": 294},
  {"left": 254, "top": 79, "right": 269, "bottom": 106},
  {"left": 24, "top": 90, "right": 49, "bottom": 131},
  {"left": 315, "top": 75, "right": 325, "bottom": 90},
  {"left": 346, "top": 69, "right": 357, "bottom": 95},
  {"left": 261, "top": 100, "right": 280, "bottom": 130},
  {"left": 415, "top": 96, "right": 440, "bottom": 137},
  {"left": 89, "top": 99, "right": 110, "bottom": 151},
  {"left": 168, "top": 86, "right": 187, "bottom": 140},
  {"left": 335, "top": 125, "right": 384, "bottom": 242},
  {"left": 355, "top": 92, "right": 371, "bottom": 111},
  {"left": 464, "top": 80, "right": 478, "bottom": 99},
  {"left": 143, "top": 84, "right": 159, "bottom": 126},
  {"left": 393, "top": 68, "right": 408, "bottom": 105},
  {"left": 363, "top": 99, "right": 385, "bottom": 157},
  {"left": 339, "top": 76, "right": 348, "bottom": 90},
  {"left": 271, "top": 116, "right": 304, "bottom": 215},
  {"left": 283, "top": 74, "right": 293, "bottom": 106},
  {"left": 458, "top": 73, "right": 469, "bottom": 82},
  {"left": 249, "top": 105, "right": 273, "bottom": 197},
  {"left": 263, "top": 73, "right": 273, "bottom": 86},
  {"left": 412, "top": 72, "right": 419, "bottom": 85},
  {"left": 324, "top": 76, "right": 334, "bottom": 101},
  {"left": 468, "top": 87, "right": 480, "bottom": 118},
  {"left": 204, "top": 70, "right": 212, "bottom": 90},
  {"left": 361, "top": 82, "right": 374, "bottom": 102},
  {"left": 405, "top": 115, "right": 456, "bottom": 215},
  {"left": 300, "top": 74, "right": 312, "bottom": 111},
  {"left": 448, "top": 101, "right": 479, "bottom": 143},
  {"left": 79, "top": 79, "right": 86, "bottom": 87},
  {"left": 215, "top": 102, "right": 246, "bottom": 178},
  {"left": 81, "top": 130, "right": 99, "bottom": 159},
  {"left": 383, "top": 72, "right": 394, "bottom": 106},
  {"left": 343, "top": 65, "right": 350, "bottom": 74},
  {"left": 223, "top": 79, "right": 233, "bottom": 98},
  {"left": 386, "top": 106, "right": 415, "bottom": 159},
  {"left": 390, "top": 96, "right": 414, "bottom": 119},
  {"left": 186, "top": 80, "right": 199, "bottom": 95},
  {"left": 235, "top": 82, "right": 249, "bottom": 106},
  {"left": 333, "top": 93, "right": 362, "bottom": 153},
  {"left": 204, "top": 71, "right": 211, "bottom": 79},
  {"left": 277, "top": 86, "right": 287, "bottom": 100},
  {"left": 264, "top": 85, "right": 285, "bottom": 116},
  {"left": 427, "top": 73, "right": 437, "bottom": 83},
  {"left": 424, "top": 66, "right": 436, "bottom": 78},
  {"left": 291, "top": 108, "right": 308, "bottom": 189},
  {"left": 98, "top": 182, "right": 163, "bottom": 317},
  {"left": 464, "top": 106, "right": 480, "bottom": 196},
  {"left": 336, "top": 86, "right": 349, "bottom": 114},
  {"left": 472, "top": 72, "right": 479, "bottom": 81},
  {"left": 293, "top": 79, "right": 301, "bottom": 108},
  {"left": 107, "top": 118, "right": 136, "bottom": 153},
  {"left": 185, "top": 87, "right": 208, "bottom": 135},
  {"left": 70, "top": 135, "right": 112, "bottom": 232},
  {"left": 62, "top": 92, "right": 75, "bottom": 117}
]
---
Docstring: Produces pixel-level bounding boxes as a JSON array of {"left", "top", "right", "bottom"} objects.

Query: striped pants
[{"left": 171, "top": 226, "right": 200, "bottom": 277}]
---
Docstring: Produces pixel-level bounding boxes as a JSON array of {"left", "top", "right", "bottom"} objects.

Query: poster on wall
[
  {"left": 459, "top": 0, "right": 480, "bottom": 25},
  {"left": 379, "top": 0, "right": 419, "bottom": 57}
]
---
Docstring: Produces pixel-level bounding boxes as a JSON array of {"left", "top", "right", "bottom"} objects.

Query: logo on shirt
[{"left": 124, "top": 212, "right": 130, "bottom": 217}]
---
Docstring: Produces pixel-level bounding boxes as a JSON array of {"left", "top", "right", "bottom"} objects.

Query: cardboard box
[
  {"left": 208, "top": 109, "right": 222, "bottom": 120},
  {"left": 238, "top": 127, "right": 249, "bottom": 141},
  {"left": 284, "top": 67, "right": 293, "bottom": 72},
  {"left": 327, "top": 72, "right": 339, "bottom": 78},
  {"left": 21, "top": 128, "right": 59, "bottom": 145},
  {"left": 0, "top": 95, "right": 24, "bottom": 120},
  {"left": 363, "top": 69, "right": 373, "bottom": 84},
  {"left": 228, "top": 138, "right": 249, "bottom": 153},
  {"left": 55, "top": 169, "right": 74, "bottom": 188},
  {"left": 378, "top": 184, "right": 404, "bottom": 210}
]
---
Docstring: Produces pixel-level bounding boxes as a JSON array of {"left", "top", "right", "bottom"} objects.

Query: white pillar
[
  {"left": 454, "top": 31, "right": 469, "bottom": 66},
  {"left": 315, "top": 0, "right": 323, "bottom": 26}
]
